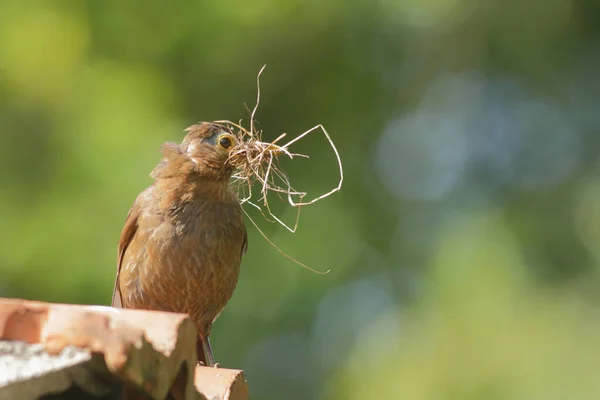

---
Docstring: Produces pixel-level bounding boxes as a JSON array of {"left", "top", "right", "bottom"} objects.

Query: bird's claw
[{"left": 196, "top": 361, "right": 220, "bottom": 368}]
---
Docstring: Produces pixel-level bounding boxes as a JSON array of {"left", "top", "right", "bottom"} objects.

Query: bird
[{"left": 111, "top": 122, "right": 247, "bottom": 367}]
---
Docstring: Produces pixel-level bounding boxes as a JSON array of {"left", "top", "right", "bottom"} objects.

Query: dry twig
[{"left": 213, "top": 66, "right": 344, "bottom": 273}]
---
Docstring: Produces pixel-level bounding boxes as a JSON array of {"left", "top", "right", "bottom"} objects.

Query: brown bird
[{"left": 111, "top": 122, "right": 247, "bottom": 367}]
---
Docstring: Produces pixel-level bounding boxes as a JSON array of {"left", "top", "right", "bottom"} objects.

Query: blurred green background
[{"left": 1, "top": 0, "right": 600, "bottom": 399}]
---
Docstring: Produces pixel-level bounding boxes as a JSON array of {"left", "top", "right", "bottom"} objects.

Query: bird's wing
[
  {"left": 241, "top": 225, "right": 248, "bottom": 257},
  {"left": 112, "top": 203, "right": 141, "bottom": 308}
]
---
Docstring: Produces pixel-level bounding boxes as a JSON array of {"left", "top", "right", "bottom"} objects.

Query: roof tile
[{"left": 0, "top": 298, "right": 248, "bottom": 400}]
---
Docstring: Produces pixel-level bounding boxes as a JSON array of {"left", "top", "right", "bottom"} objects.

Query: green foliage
[{"left": 332, "top": 213, "right": 600, "bottom": 400}]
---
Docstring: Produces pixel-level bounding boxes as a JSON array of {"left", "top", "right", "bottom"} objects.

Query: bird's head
[
  {"left": 182, "top": 122, "right": 237, "bottom": 169},
  {"left": 152, "top": 122, "right": 239, "bottom": 182}
]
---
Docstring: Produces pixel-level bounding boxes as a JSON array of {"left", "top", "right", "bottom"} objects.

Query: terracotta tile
[
  {"left": 0, "top": 341, "right": 98, "bottom": 399},
  {"left": 0, "top": 298, "right": 248, "bottom": 400},
  {"left": 195, "top": 366, "right": 249, "bottom": 400}
]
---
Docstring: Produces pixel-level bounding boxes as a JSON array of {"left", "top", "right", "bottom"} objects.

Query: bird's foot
[{"left": 196, "top": 361, "right": 220, "bottom": 368}]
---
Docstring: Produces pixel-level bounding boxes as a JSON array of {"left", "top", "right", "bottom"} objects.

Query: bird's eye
[{"left": 217, "top": 134, "right": 234, "bottom": 150}]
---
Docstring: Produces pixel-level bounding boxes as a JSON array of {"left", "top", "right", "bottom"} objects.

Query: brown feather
[
  {"left": 113, "top": 122, "right": 247, "bottom": 365},
  {"left": 112, "top": 204, "right": 141, "bottom": 308}
]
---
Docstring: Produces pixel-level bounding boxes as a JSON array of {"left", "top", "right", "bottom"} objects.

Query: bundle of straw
[
  {"left": 214, "top": 66, "right": 343, "bottom": 233},
  {"left": 210, "top": 66, "right": 343, "bottom": 274}
]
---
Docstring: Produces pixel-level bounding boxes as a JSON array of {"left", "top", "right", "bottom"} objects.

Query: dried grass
[{"left": 214, "top": 66, "right": 344, "bottom": 273}]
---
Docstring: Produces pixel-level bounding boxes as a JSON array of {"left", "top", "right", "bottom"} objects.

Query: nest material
[
  {"left": 214, "top": 119, "right": 342, "bottom": 233},
  {"left": 208, "top": 67, "right": 343, "bottom": 274},
  {"left": 212, "top": 66, "right": 343, "bottom": 234}
]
